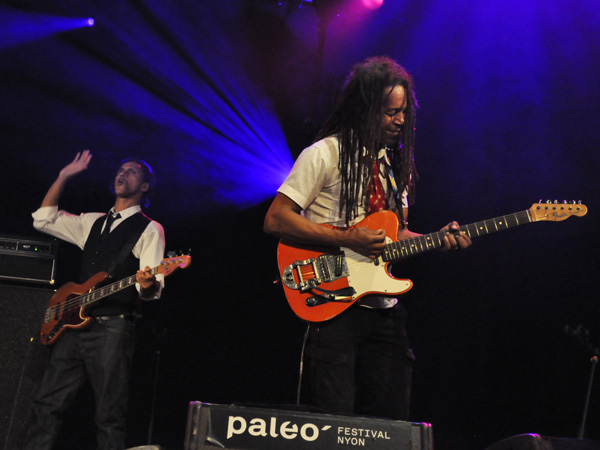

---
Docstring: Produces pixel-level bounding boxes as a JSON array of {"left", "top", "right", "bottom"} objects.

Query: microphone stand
[
  {"left": 565, "top": 324, "right": 599, "bottom": 439},
  {"left": 577, "top": 354, "right": 598, "bottom": 439}
]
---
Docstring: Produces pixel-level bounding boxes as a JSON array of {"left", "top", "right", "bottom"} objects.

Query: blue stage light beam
[
  {"left": 0, "top": 6, "right": 93, "bottom": 50},
  {"left": 52, "top": 2, "right": 295, "bottom": 211}
]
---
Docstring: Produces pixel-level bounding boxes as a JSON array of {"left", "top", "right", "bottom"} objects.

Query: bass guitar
[
  {"left": 40, "top": 254, "right": 191, "bottom": 345},
  {"left": 277, "top": 202, "right": 587, "bottom": 323}
]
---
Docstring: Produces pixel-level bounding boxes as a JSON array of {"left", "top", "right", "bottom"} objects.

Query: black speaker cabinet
[
  {"left": 485, "top": 434, "right": 600, "bottom": 450},
  {"left": 0, "top": 235, "right": 58, "bottom": 285},
  {"left": 184, "top": 402, "right": 433, "bottom": 450},
  {"left": 0, "top": 283, "right": 53, "bottom": 450}
]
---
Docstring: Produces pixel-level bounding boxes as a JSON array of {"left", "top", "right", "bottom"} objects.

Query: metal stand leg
[{"left": 577, "top": 355, "right": 598, "bottom": 439}]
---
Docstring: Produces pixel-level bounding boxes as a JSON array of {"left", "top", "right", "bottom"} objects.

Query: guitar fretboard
[
  {"left": 381, "top": 210, "right": 533, "bottom": 263},
  {"left": 79, "top": 266, "right": 160, "bottom": 307}
]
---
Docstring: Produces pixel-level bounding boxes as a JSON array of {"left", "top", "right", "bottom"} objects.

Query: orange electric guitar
[
  {"left": 40, "top": 254, "right": 191, "bottom": 345},
  {"left": 277, "top": 202, "right": 587, "bottom": 323}
]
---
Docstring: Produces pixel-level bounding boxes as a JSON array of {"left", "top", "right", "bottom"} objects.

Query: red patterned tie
[{"left": 368, "top": 160, "right": 388, "bottom": 213}]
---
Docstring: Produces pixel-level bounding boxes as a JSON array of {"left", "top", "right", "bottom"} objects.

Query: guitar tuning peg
[
  {"left": 546, "top": 200, "right": 552, "bottom": 204},
  {"left": 166, "top": 251, "right": 176, "bottom": 257},
  {"left": 553, "top": 199, "right": 558, "bottom": 204},
  {"left": 538, "top": 199, "right": 543, "bottom": 204}
]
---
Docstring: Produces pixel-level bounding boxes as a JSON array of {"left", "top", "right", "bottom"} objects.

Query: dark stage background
[{"left": 1, "top": 1, "right": 599, "bottom": 449}]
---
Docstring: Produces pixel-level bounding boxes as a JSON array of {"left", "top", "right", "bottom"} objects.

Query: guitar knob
[{"left": 306, "top": 297, "right": 318, "bottom": 307}]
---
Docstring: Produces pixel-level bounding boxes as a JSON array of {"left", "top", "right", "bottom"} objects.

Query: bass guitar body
[{"left": 40, "top": 272, "right": 109, "bottom": 345}]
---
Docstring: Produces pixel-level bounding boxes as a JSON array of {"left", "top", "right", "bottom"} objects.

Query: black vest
[{"left": 81, "top": 212, "right": 151, "bottom": 317}]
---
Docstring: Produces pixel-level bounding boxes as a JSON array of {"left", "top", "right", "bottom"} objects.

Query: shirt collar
[
  {"left": 377, "top": 147, "right": 392, "bottom": 166},
  {"left": 108, "top": 204, "right": 141, "bottom": 219}
]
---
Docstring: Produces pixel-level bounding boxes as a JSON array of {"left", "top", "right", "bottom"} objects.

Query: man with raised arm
[{"left": 23, "top": 150, "right": 165, "bottom": 450}]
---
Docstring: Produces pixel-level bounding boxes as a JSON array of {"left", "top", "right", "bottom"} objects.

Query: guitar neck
[
  {"left": 78, "top": 266, "right": 160, "bottom": 308},
  {"left": 382, "top": 209, "right": 533, "bottom": 263}
]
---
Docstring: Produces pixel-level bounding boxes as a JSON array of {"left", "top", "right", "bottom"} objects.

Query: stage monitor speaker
[
  {"left": 484, "top": 434, "right": 600, "bottom": 450},
  {"left": 184, "top": 402, "right": 433, "bottom": 450},
  {"left": 126, "top": 447, "right": 164, "bottom": 450},
  {"left": 0, "top": 283, "right": 53, "bottom": 450},
  {"left": 0, "top": 234, "right": 58, "bottom": 285}
]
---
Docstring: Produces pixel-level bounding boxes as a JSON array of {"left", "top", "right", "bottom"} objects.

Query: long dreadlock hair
[{"left": 314, "top": 56, "right": 418, "bottom": 226}]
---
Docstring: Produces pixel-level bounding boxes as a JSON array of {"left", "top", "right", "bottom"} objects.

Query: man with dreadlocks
[{"left": 264, "top": 56, "right": 471, "bottom": 420}]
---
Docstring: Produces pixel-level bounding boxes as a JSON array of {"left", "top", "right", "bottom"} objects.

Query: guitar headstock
[
  {"left": 158, "top": 254, "right": 192, "bottom": 276},
  {"left": 529, "top": 200, "right": 588, "bottom": 222}
]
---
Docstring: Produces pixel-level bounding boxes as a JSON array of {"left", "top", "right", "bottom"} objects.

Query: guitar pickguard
[{"left": 277, "top": 220, "right": 414, "bottom": 322}]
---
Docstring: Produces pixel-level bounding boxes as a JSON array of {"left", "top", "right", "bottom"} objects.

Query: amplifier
[
  {"left": 0, "top": 234, "right": 58, "bottom": 285},
  {"left": 484, "top": 433, "right": 600, "bottom": 450},
  {"left": 184, "top": 402, "right": 433, "bottom": 450}
]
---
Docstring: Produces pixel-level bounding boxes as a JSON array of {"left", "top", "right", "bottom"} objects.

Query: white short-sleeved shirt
[{"left": 279, "top": 135, "right": 407, "bottom": 226}]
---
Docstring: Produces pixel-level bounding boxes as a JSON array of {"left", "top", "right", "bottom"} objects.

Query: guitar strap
[
  {"left": 382, "top": 150, "right": 409, "bottom": 228},
  {"left": 381, "top": 151, "right": 403, "bottom": 207}
]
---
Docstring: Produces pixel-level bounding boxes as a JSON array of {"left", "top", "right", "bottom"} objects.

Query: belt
[{"left": 93, "top": 314, "right": 135, "bottom": 322}]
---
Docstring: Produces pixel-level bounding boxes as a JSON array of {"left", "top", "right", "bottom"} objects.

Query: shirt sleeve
[
  {"left": 133, "top": 220, "right": 166, "bottom": 300},
  {"left": 32, "top": 206, "right": 101, "bottom": 250},
  {"left": 278, "top": 141, "right": 334, "bottom": 210}
]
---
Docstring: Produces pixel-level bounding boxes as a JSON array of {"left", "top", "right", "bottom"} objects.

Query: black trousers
[
  {"left": 306, "top": 302, "right": 414, "bottom": 420},
  {"left": 22, "top": 316, "right": 136, "bottom": 450}
]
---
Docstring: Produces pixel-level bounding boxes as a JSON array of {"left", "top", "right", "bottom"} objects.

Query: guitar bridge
[{"left": 282, "top": 252, "right": 350, "bottom": 292}]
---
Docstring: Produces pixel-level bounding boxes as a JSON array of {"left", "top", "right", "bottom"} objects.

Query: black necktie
[{"left": 102, "top": 212, "right": 121, "bottom": 238}]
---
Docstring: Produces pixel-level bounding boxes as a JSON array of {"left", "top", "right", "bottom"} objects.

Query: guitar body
[
  {"left": 277, "top": 202, "right": 587, "bottom": 323},
  {"left": 40, "top": 271, "right": 108, "bottom": 346},
  {"left": 277, "top": 211, "right": 413, "bottom": 322}
]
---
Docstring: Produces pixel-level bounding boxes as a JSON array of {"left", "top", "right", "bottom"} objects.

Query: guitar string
[
  {"left": 48, "top": 265, "right": 163, "bottom": 314},
  {"left": 387, "top": 204, "right": 582, "bottom": 259},
  {"left": 45, "top": 259, "right": 186, "bottom": 317},
  {"left": 388, "top": 203, "right": 583, "bottom": 258},
  {"left": 46, "top": 270, "right": 156, "bottom": 316},
  {"left": 45, "top": 270, "right": 157, "bottom": 317},
  {"left": 383, "top": 210, "right": 533, "bottom": 261}
]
